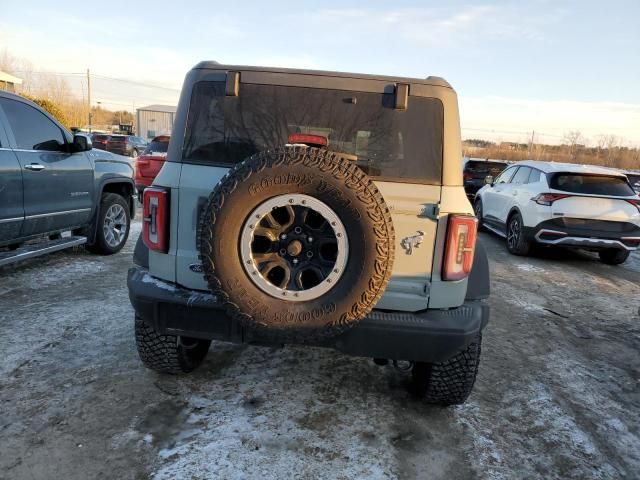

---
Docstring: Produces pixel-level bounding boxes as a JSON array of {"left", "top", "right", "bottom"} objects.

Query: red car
[{"left": 135, "top": 135, "right": 170, "bottom": 201}]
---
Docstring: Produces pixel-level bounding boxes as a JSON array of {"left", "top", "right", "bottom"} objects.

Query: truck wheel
[
  {"left": 134, "top": 316, "right": 210, "bottom": 374},
  {"left": 199, "top": 146, "right": 395, "bottom": 341},
  {"left": 598, "top": 249, "right": 630, "bottom": 265},
  {"left": 87, "top": 193, "right": 131, "bottom": 255},
  {"left": 506, "top": 212, "right": 531, "bottom": 255},
  {"left": 411, "top": 334, "right": 482, "bottom": 405}
]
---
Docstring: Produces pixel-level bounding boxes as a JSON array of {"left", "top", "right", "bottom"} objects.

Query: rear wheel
[
  {"left": 598, "top": 249, "right": 630, "bottom": 265},
  {"left": 506, "top": 212, "right": 531, "bottom": 255},
  {"left": 411, "top": 334, "right": 482, "bottom": 405},
  {"left": 134, "top": 316, "right": 211, "bottom": 374},
  {"left": 473, "top": 199, "right": 484, "bottom": 230}
]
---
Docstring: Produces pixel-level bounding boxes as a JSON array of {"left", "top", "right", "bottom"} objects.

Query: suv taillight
[
  {"left": 143, "top": 187, "right": 169, "bottom": 253},
  {"left": 442, "top": 215, "right": 478, "bottom": 281},
  {"left": 532, "top": 193, "right": 570, "bottom": 205}
]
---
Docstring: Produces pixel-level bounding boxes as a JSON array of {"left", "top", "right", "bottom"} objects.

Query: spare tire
[{"left": 198, "top": 146, "right": 395, "bottom": 340}]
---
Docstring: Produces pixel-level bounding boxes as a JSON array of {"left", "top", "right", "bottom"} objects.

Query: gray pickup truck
[{"left": 0, "top": 91, "right": 136, "bottom": 265}]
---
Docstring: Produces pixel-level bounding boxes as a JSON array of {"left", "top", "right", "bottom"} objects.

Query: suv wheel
[
  {"left": 132, "top": 149, "right": 139, "bottom": 158},
  {"left": 506, "top": 212, "right": 531, "bottom": 255},
  {"left": 86, "top": 193, "right": 131, "bottom": 255},
  {"left": 473, "top": 199, "right": 484, "bottom": 230},
  {"left": 598, "top": 248, "right": 630, "bottom": 265},
  {"left": 411, "top": 333, "right": 482, "bottom": 405},
  {"left": 134, "top": 316, "right": 211, "bottom": 373},
  {"left": 199, "top": 146, "right": 395, "bottom": 341}
]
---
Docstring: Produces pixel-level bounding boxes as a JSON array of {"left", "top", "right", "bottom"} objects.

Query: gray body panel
[
  {"left": 0, "top": 90, "right": 135, "bottom": 248},
  {"left": 0, "top": 148, "right": 24, "bottom": 241}
]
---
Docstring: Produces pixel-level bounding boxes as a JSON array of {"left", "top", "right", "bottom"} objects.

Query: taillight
[
  {"left": 463, "top": 172, "right": 473, "bottom": 181},
  {"left": 626, "top": 199, "right": 640, "bottom": 213},
  {"left": 143, "top": 187, "right": 169, "bottom": 253},
  {"left": 442, "top": 215, "right": 478, "bottom": 281},
  {"left": 531, "top": 193, "right": 571, "bottom": 205}
]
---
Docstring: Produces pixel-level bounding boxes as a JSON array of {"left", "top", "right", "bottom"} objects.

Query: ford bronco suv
[
  {"left": 127, "top": 63, "right": 490, "bottom": 405},
  {"left": 0, "top": 91, "right": 135, "bottom": 265}
]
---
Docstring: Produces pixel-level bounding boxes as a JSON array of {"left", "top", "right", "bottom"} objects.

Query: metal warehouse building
[{"left": 136, "top": 104, "right": 177, "bottom": 140}]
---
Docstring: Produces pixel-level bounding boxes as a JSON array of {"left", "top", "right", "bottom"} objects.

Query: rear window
[
  {"left": 549, "top": 173, "right": 635, "bottom": 196},
  {"left": 143, "top": 138, "right": 170, "bottom": 154},
  {"left": 465, "top": 161, "right": 508, "bottom": 177},
  {"left": 182, "top": 81, "right": 444, "bottom": 183}
]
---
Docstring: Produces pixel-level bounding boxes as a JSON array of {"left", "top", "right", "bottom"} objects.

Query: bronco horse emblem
[{"left": 401, "top": 231, "right": 425, "bottom": 255}]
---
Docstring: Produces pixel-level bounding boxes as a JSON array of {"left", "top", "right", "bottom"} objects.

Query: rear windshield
[
  {"left": 109, "top": 136, "right": 125, "bottom": 142},
  {"left": 549, "top": 173, "right": 635, "bottom": 196},
  {"left": 465, "top": 161, "right": 508, "bottom": 177},
  {"left": 143, "top": 139, "right": 170, "bottom": 154},
  {"left": 182, "top": 81, "right": 444, "bottom": 183}
]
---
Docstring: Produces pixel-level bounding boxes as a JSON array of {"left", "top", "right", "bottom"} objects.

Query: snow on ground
[{"left": 1, "top": 228, "right": 639, "bottom": 479}]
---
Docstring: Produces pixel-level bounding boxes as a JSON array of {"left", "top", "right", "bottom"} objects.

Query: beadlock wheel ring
[{"left": 240, "top": 194, "right": 349, "bottom": 302}]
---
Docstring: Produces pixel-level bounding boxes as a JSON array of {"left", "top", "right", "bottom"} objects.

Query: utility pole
[{"left": 87, "top": 69, "right": 91, "bottom": 133}]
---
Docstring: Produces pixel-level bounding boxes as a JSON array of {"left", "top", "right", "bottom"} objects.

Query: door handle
[{"left": 24, "top": 163, "right": 45, "bottom": 171}]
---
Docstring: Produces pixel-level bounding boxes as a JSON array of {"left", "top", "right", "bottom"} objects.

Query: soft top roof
[{"left": 191, "top": 62, "right": 452, "bottom": 89}]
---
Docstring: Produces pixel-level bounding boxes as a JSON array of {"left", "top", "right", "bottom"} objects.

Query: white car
[{"left": 474, "top": 160, "right": 640, "bottom": 265}]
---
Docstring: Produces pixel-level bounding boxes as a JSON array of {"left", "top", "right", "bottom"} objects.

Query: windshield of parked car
[
  {"left": 182, "top": 81, "right": 444, "bottom": 184},
  {"left": 549, "top": 173, "right": 635, "bottom": 196}
]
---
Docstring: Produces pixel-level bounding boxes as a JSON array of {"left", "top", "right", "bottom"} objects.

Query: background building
[
  {"left": 0, "top": 70, "right": 23, "bottom": 92},
  {"left": 136, "top": 104, "right": 177, "bottom": 140}
]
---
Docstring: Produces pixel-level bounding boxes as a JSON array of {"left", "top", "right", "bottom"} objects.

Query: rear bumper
[
  {"left": 127, "top": 266, "right": 489, "bottom": 363},
  {"left": 526, "top": 218, "right": 640, "bottom": 251}
]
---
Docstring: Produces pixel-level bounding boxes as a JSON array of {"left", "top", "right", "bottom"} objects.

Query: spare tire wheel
[{"left": 198, "top": 146, "right": 395, "bottom": 340}]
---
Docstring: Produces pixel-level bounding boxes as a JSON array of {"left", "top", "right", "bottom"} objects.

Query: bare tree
[{"left": 562, "top": 130, "right": 583, "bottom": 161}]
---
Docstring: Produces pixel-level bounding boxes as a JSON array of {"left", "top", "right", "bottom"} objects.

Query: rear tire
[
  {"left": 86, "top": 193, "right": 131, "bottom": 255},
  {"left": 134, "top": 316, "right": 211, "bottom": 374},
  {"left": 598, "top": 249, "right": 630, "bottom": 265},
  {"left": 506, "top": 212, "right": 531, "bottom": 255},
  {"left": 473, "top": 199, "right": 484, "bottom": 230},
  {"left": 411, "top": 333, "right": 482, "bottom": 405}
]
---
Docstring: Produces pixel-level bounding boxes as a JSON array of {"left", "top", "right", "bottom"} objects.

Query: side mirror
[
  {"left": 484, "top": 175, "right": 494, "bottom": 185},
  {"left": 73, "top": 134, "right": 92, "bottom": 152}
]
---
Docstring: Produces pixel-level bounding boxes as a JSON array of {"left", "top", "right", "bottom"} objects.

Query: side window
[
  {"left": 512, "top": 167, "right": 532, "bottom": 184},
  {"left": 495, "top": 167, "right": 517, "bottom": 184},
  {"left": 527, "top": 169, "right": 542, "bottom": 184},
  {"left": 0, "top": 98, "right": 65, "bottom": 151}
]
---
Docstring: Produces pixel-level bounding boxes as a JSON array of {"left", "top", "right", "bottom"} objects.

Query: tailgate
[
  {"left": 374, "top": 182, "right": 441, "bottom": 312},
  {"left": 551, "top": 196, "right": 639, "bottom": 222}
]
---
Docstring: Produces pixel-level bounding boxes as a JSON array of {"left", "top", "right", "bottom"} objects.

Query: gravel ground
[{"left": 1, "top": 218, "right": 639, "bottom": 479}]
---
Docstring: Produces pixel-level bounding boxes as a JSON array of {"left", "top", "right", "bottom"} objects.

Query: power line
[
  {"left": 91, "top": 74, "right": 180, "bottom": 92},
  {"left": 11, "top": 70, "right": 180, "bottom": 92}
]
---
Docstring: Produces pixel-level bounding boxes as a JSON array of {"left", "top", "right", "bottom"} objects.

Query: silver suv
[{"left": 127, "top": 63, "right": 490, "bottom": 405}]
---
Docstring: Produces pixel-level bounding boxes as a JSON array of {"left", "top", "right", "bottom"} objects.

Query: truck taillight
[
  {"left": 442, "top": 215, "right": 478, "bottom": 281},
  {"left": 143, "top": 187, "right": 169, "bottom": 253}
]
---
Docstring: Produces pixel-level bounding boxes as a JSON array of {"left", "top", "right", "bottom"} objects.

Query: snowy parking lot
[{"left": 1, "top": 217, "right": 639, "bottom": 479}]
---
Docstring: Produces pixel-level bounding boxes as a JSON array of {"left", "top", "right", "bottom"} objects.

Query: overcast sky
[{"left": 1, "top": 0, "right": 639, "bottom": 145}]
